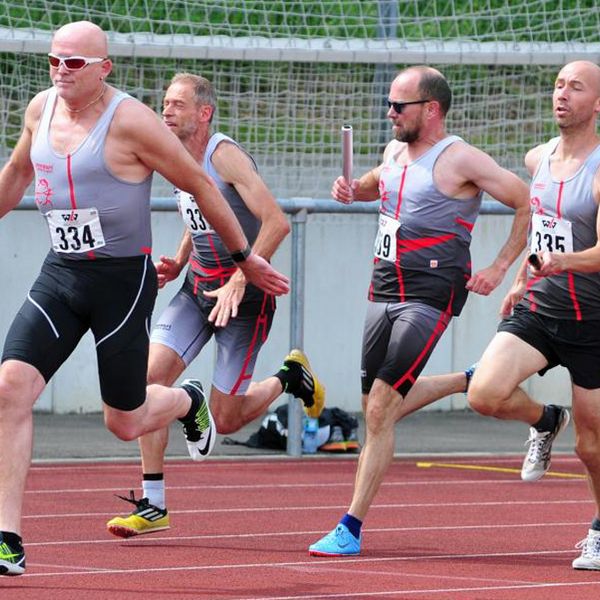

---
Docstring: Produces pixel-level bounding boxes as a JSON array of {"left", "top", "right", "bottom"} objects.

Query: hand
[
  {"left": 499, "top": 279, "right": 527, "bottom": 318},
  {"left": 155, "top": 255, "right": 184, "bottom": 289},
  {"left": 237, "top": 253, "right": 289, "bottom": 296},
  {"left": 466, "top": 263, "right": 505, "bottom": 296},
  {"left": 528, "top": 251, "right": 563, "bottom": 277},
  {"left": 331, "top": 176, "right": 358, "bottom": 204},
  {"left": 203, "top": 272, "right": 247, "bottom": 328}
]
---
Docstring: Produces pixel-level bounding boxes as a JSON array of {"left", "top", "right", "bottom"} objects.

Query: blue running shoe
[{"left": 309, "top": 524, "right": 361, "bottom": 557}]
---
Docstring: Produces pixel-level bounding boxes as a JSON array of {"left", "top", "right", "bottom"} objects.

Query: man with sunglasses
[
  {"left": 105, "top": 72, "right": 325, "bottom": 538},
  {"left": 308, "top": 65, "right": 530, "bottom": 557},
  {"left": 0, "top": 21, "right": 289, "bottom": 575}
]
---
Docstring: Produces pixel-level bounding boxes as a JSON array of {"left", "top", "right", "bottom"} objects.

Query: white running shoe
[
  {"left": 573, "top": 529, "right": 600, "bottom": 570},
  {"left": 180, "top": 379, "right": 216, "bottom": 461},
  {"left": 521, "top": 406, "right": 570, "bottom": 482}
]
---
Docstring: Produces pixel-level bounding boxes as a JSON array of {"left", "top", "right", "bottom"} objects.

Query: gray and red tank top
[
  {"left": 370, "top": 135, "right": 481, "bottom": 316},
  {"left": 175, "top": 133, "right": 272, "bottom": 315},
  {"left": 30, "top": 87, "right": 153, "bottom": 259},
  {"left": 523, "top": 137, "right": 600, "bottom": 321}
]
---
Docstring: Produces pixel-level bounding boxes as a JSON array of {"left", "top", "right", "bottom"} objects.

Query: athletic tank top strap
[
  {"left": 203, "top": 133, "right": 258, "bottom": 182},
  {"left": 37, "top": 87, "right": 57, "bottom": 141},
  {"left": 411, "top": 134, "right": 463, "bottom": 170}
]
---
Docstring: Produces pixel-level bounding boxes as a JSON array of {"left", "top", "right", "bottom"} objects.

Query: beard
[
  {"left": 393, "top": 114, "right": 423, "bottom": 143},
  {"left": 395, "top": 126, "right": 420, "bottom": 143}
]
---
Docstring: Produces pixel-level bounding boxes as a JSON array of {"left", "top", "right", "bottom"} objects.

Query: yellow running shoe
[
  {"left": 107, "top": 491, "right": 170, "bottom": 538},
  {"left": 282, "top": 349, "right": 325, "bottom": 418}
]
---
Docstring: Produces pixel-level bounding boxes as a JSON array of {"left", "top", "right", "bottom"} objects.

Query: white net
[{"left": 0, "top": 1, "right": 599, "bottom": 198}]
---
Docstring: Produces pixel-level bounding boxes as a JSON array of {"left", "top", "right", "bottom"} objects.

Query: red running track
[{"left": 1, "top": 455, "right": 600, "bottom": 599}]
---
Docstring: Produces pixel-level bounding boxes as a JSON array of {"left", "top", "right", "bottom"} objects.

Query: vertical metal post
[
  {"left": 286, "top": 208, "right": 307, "bottom": 456},
  {"left": 375, "top": 0, "right": 399, "bottom": 147}
]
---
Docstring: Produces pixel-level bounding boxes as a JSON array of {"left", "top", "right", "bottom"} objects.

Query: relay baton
[
  {"left": 528, "top": 253, "right": 541, "bottom": 269},
  {"left": 342, "top": 124, "right": 353, "bottom": 184}
]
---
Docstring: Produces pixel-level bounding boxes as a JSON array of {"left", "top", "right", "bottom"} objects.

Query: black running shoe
[
  {"left": 281, "top": 349, "right": 325, "bottom": 418},
  {"left": 0, "top": 532, "right": 25, "bottom": 576}
]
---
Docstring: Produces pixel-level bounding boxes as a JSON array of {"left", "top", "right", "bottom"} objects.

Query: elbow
[{"left": 280, "top": 217, "right": 291, "bottom": 239}]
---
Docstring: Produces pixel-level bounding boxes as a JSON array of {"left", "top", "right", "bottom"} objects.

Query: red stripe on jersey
[
  {"left": 140, "top": 246, "right": 152, "bottom": 255},
  {"left": 391, "top": 300, "right": 452, "bottom": 393},
  {"left": 395, "top": 257, "right": 405, "bottom": 301},
  {"left": 397, "top": 233, "right": 456, "bottom": 253},
  {"left": 66, "top": 154, "right": 77, "bottom": 210},
  {"left": 556, "top": 180, "right": 565, "bottom": 219},
  {"left": 189, "top": 258, "right": 236, "bottom": 283},
  {"left": 230, "top": 301, "right": 269, "bottom": 395},
  {"left": 525, "top": 277, "right": 540, "bottom": 312},
  {"left": 455, "top": 217, "right": 474, "bottom": 232},
  {"left": 206, "top": 233, "right": 225, "bottom": 277},
  {"left": 394, "top": 166, "right": 408, "bottom": 220},
  {"left": 566, "top": 272, "right": 582, "bottom": 321},
  {"left": 527, "top": 291, "right": 537, "bottom": 312}
]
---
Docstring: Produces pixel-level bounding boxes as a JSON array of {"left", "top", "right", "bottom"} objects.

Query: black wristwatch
[{"left": 230, "top": 243, "right": 251, "bottom": 263}]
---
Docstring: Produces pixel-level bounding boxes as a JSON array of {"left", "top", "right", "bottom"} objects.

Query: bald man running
[
  {"left": 0, "top": 20, "right": 288, "bottom": 576},
  {"left": 468, "top": 61, "right": 600, "bottom": 570}
]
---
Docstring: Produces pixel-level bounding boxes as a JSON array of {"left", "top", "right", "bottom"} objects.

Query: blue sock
[
  {"left": 340, "top": 513, "right": 362, "bottom": 539},
  {"left": 591, "top": 517, "right": 600, "bottom": 531}
]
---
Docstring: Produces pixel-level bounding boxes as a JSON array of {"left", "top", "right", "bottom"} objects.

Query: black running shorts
[
  {"left": 498, "top": 304, "right": 600, "bottom": 390},
  {"left": 361, "top": 300, "right": 452, "bottom": 397},
  {"left": 2, "top": 251, "right": 157, "bottom": 410}
]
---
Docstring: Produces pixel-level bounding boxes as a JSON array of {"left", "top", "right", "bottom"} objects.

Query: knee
[
  {"left": 575, "top": 436, "right": 600, "bottom": 471},
  {"left": 364, "top": 397, "right": 392, "bottom": 435},
  {"left": 211, "top": 408, "right": 241, "bottom": 435},
  {"left": 104, "top": 413, "right": 140, "bottom": 441},
  {"left": 0, "top": 362, "right": 42, "bottom": 415},
  {"left": 467, "top": 381, "right": 506, "bottom": 418}
]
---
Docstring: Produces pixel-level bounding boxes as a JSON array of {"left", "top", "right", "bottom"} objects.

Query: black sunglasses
[{"left": 386, "top": 99, "right": 430, "bottom": 113}]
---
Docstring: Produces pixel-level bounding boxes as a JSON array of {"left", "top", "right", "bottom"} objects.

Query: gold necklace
[{"left": 66, "top": 84, "right": 106, "bottom": 114}]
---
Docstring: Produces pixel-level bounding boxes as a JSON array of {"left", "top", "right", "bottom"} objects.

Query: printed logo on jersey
[
  {"left": 378, "top": 179, "right": 390, "bottom": 204},
  {"left": 35, "top": 162, "right": 53, "bottom": 174},
  {"left": 533, "top": 183, "right": 545, "bottom": 190},
  {"left": 530, "top": 196, "right": 544, "bottom": 215},
  {"left": 34, "top": 177, "right": 54, "bottom": 207}
]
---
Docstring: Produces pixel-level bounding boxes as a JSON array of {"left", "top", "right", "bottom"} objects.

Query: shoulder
[
  {"left": 211, "top": 136, "right": 256, "bottom": 179},
  {"left": 524, "top": 140, "right": 553, "bottom": 176},
  {"left": 112, "top": 93, "right": 160, "bottom": 127},
  {"left": 382, "top": 139, "right": 406, "bottom": 163},
  {"left": 110, "top": 93, "right": 172, "bottom": 145},
  {"left": 24, "top": 89, "right": 52, "bottom": 128},
  {"left": 441, "top": 138, "right": 498, "bottom": 172}
]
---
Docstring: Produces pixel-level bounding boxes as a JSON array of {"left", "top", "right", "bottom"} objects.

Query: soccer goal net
[{"left": 1, "top": 1, "right": 599, "bottom": 199}]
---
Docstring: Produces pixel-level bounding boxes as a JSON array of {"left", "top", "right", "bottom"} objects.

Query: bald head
[
  {"left": 393, "top": 66, "right": 452, "bottom": 115},
  {"left": 557, "top": 61, "right": 600, "bottom": 95},
  {"left": 52, "top": 21, "right": 108, "bottom": 57}
]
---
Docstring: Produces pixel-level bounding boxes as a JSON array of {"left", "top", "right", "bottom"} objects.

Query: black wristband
[{"left": 230, "top": 243, "right": 251, "bottom": 263}]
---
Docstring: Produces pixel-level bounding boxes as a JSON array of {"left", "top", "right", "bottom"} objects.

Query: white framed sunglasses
[{"left": 48, "top": 53, "right": 107, "bottom": 71}]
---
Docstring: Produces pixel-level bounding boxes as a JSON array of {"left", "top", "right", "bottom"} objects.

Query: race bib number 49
[
  {"left": 46, "top": 207, "right": 106, "bottom": 253},
  {"left": 373, "top": 213, "right": 400, "bottom": 262},
  {"left": 177, "top": 191, "right": 214, "bottom": 235},
  {"left": 530, "top": 213, "right": 573, "bottom": 254}
]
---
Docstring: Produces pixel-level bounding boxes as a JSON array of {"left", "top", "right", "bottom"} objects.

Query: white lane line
[{"left": 23, "top": 521, "right": 590, "bottom": 547}]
